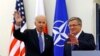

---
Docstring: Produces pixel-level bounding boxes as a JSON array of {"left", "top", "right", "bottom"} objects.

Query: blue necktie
[{"left": 38, "top": 33, "right": 43, "bottom": 53}]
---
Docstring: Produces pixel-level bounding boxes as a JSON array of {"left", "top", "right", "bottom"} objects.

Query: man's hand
[
  {"left": 13, "top": 11, "right": 24, "bottom": 26},
  {"left": 67, "top": 34, "right": 79, "bottom": 45}
]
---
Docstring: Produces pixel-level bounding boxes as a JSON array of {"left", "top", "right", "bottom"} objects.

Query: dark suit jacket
[
  {"left": 14, "top": 28, "right": 53, "bottom": 56},
  {"left": 64, "top": 31, "right": 95, "bottom": 56}
]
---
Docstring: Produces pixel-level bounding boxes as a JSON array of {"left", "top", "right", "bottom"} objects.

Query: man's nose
[{"left": 39, "top": 23, "right": 44, "bottom": 26}]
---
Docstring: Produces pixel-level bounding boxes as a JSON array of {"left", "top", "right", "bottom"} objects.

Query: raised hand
[{"left": 13, "top": 11, "right": 23, "bottom": 26}]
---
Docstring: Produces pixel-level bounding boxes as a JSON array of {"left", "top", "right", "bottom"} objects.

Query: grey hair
[{"left": 68, "top": 17, "right": 82, "bottom": 26}]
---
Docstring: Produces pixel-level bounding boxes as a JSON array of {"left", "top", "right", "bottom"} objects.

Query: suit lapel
[
  {"left": 33, "top": 29, "right": 40, "bottom": 51},
  {"left": 44, "top": 34, "right": 48, "bottom": 51},
  {"left": 78, "top": 31, "right": 84, "bottom": 40}
]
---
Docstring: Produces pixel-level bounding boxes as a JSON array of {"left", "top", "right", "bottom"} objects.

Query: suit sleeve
[
  {"left": 45, "top": 35, "right": 53, "bottom": 56},
  {"left": 48, "top": 35, "right": 53, "bottom": 56},
  {"left": 78, "top": 34, "right": 95, "bottom": 50},
  {"left": 13, "top": 28, "right": 28, "bottom": 41}
]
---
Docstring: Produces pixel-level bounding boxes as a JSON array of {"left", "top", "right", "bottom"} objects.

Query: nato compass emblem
[{"left": 53, "top": 20, "right": 69, "bottom": 47}]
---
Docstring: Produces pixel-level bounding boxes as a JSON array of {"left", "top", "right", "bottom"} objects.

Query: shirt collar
[
  {"left": 36, "top": 30, "right": 44, "bottom": 37},
  {"left": 76, "top": 30, "right": 82, "bottom": 39}
]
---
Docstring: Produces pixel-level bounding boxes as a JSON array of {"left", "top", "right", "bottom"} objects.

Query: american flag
[{"left": 9, "top": 0, "right": 26, "bottom": 56}]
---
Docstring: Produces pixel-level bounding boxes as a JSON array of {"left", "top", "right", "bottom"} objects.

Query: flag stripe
[
  {"left": 9, "top": 39, "right": 20, "bottom": 56},
  {"left": 9, "top": 38, "right": 18, "bottom": 52},
  {"left": 20, "top": 47, "right": 25, "bottom": 56},
  {"left": 20, "top": 42, "right": 25, "bottom": 56},
  {"left": 14, "top": 47, "right": 20, "bottom": 56}
]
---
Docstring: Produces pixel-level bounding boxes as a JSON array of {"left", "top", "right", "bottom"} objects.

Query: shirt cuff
[{"left": 15, "top": 24, "right": 21, "bottom": 30}]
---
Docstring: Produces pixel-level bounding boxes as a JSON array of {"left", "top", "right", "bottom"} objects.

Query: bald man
[{"left": 13, "top": 11, "right": 53, "bottom": 56}]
